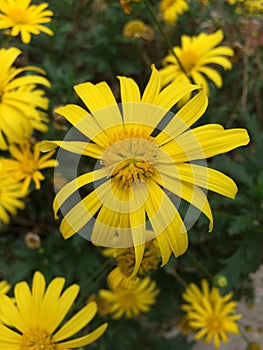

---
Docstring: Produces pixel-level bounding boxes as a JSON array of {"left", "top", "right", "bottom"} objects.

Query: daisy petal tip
[{"left": 39, "top": 141, "right": 58, "bottom": 152}]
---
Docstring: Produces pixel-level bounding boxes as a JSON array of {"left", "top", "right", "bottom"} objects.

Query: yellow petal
[
  {"left": 141, "top": 65, "right": 160, "bottom": 104},
  {"left": 56, "top": 323, "right": 108, "bottom": 349},
  {"left": 74, "top": 81, "right": 122, "bottom": 128},
  {"left": 162, "top": 125, "right": 249, "bottom": 162},
  {"left": 154, "top": 172, "right": 213, "bottom": 231},
  {"left": 197, "top": 66, "right": 223, "bottom": 87},
  {"left": 55, "top": 104, "right": 109, "bottom": 147},
  {"left": 14, "top": 281, "right": 34, "bottom": 329},
  {"left": 39, "top": 140, "right": 103, "bottom": 158},
  {"left": 54, "top": 302, "right": 97, "bottom": 341},
  {"left": 59, "top": 182, "right": 109, "bottom": 239},
  {"left": 175, "top": 163, "right": 238, "bottom": 198},
  {"left": 53, "top": 169, "right": 106, "bottom": 219},
  {"left": 0, "top": 47, "right": 21, "bottom": 76},
  {"left": 155, "top": 89, "right": 208, "bottom": 145},
  {"left": 0, "top": 323, "right": 21, "bottom": 344},
  {"left": 155, "top": 81, "right": 199, "bottom": 112},
  {"left": 43, "top": 283, "right": 80, "bottom": 335},
  {"left": 0, "top": 295, "right": 27, "bottom": 333},
  {"left": 118, "top": 76, "right": 141, "bottom": 124}
]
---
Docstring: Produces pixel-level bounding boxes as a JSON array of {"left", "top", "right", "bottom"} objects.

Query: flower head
[
  {"left": 160, "top": 30, "right": 234, "bottom": 98},
  {"left": 0, "top": 160, "right": 25, "bottom": 224},
  {"left": 182, "top": 279, "right": 242, "bottom": 348},
  {"left": 159, "top": 0, "right": 189, "bottom": 26},
  {"left": 123, "top": 19, "right": 154, "bottom": 40},
  {"left": 4, "top": 141, "right": 58, "bottom": 194},
  {"left": 40, "top": 65, "right": 249, "bottom": 277},
  {"left": 98, "top": 267, "right": 159, "bottom": 319},
  {"left": 0, "top": 271, "right": 108, "bottom": 349},
  {"left": 0, "top": 47, "right": 50, "bottom": 150},
  {"left": 0, "top": 0, "right": 53, "bottom": 44}
]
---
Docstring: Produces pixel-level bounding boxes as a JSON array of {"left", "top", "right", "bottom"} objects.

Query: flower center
[
  {"left": 21, "top": 158, "right": 36, "bottom": 174},
  {"left": 20, "top": 328, "right": 56, "bottom": 350},
  {"left": 119, "top": 291, "right": 137, "bottom": 309},
  {"left": 179, "top": 49, "right": 199, "bottom": 72},
  {"left": 10, "top": 9, "right": 29, "bottom": 25},
  {"left": 102, "top": 132, "right": 159, "bottom": 189},
  {"left": 207, "top": 315, "right": 222, "bottom": 332},
  {"left": 117, "top": 240, "right": 161, "bottom": 277}
]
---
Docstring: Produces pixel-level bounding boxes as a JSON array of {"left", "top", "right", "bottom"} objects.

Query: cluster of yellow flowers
[
  {"left": 0, "top": 0, "right": 260, "bottom": 349},
  {"left": 228, "top": 0, "right": 263, "bottom": 15},
  {"left": 0, "top": 1, "right": 57, "bottom": 226}
]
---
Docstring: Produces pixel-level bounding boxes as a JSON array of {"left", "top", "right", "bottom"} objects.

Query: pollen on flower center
[
  {"left": 20, "top": 328, "right": 56, "bottom": 350},
  {"left": 180, "top": 49, "right": 198, "bottom": 72},
  {"left": 102, "top": 136, "right": 159, "bottom": 189}
]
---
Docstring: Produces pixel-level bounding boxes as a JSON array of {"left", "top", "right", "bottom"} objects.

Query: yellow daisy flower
[
  {"left": 0, "top": 47, "right": 50, "bottom": 150},
  {"left": 182, "top": 279, "right": 242, "bottom": 349},
  {"left": 0, "top": 271, "right": 108, "bottom": 349},
  {"left": 4, "top": 141, "right": 58, "bottom": 195},
  {"left": 0, "top": 0, "right": 53, "bottom": 44},
  {"left": 160, "top": 30, "right": 234, "bottom": 98},
  {"left": 99, "top": 267, "right": 159, "bottom": 319},
  {"left": 160, "top": 0, "right": 189, "bottom": 26},
  {"left": 40, "top": 65, "right": 249, "bottom": 277},
  {"left": 0, "top": 160, "right": 25, "bottom": 225},
  {"left": 123, "top": 19, "right": 154, "bottom": 40}
]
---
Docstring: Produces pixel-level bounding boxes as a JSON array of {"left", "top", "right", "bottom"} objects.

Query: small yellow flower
[
  {"left": 0, "top": 0, "right": 53, "bottom": 44},
  {"left": 182, "top": 279, "right": 242, "bottom": 349},
  {"left": 0, "top": 160, "right": 25, "bottom": 224},
  {"left": 160, "top": 0, "right": 189, "bottom": 26},
  {"left": 160, "top": 30, "right": 234, "bottom": 99},
  {"left": 0, "top": 271, "right": 108, "bottom": 349},
  {"left": 0, "top": 47, "right": 50, "bottom": 150},
  {"left": 123, "top": 19, "right": 154, "bottom": 40},
  {"left": 99, "top": 267, "right": 159, "bottom": 319},
  {"left": 4, "top": 141, "right": 58, "bottom": 194}
]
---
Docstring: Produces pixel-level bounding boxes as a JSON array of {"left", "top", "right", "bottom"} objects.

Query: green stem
[
  {"left": 75, "top": 258, "right": 116, "bottom": 307},
  {"left": 169, "top": 268, "right": 188, "bottom": 288},
  {"left": 186, "top": 251, "right": 214, "bottom": 280},
  {"left": 143, "top": 0, "right": 190, "bottom": 81}
]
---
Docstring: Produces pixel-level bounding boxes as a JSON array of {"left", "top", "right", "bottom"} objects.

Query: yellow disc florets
[
  {"left": 20, "top": 328, "right": 56, "bottom": 350},
  {"left": 102, "top": 128, "right": 159, "bottom": 189},
  {"left": 117, "top": 240, "right": 161, "bottom": 277}
]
